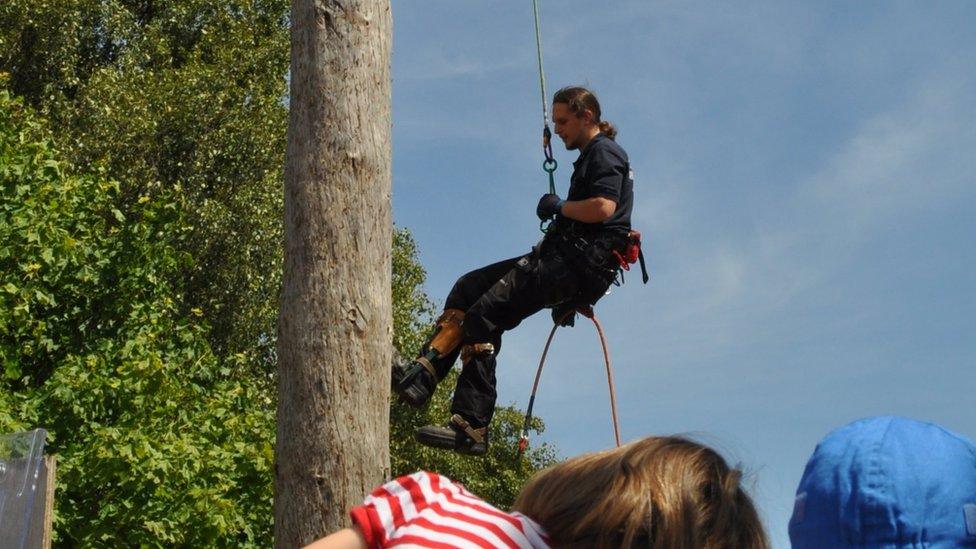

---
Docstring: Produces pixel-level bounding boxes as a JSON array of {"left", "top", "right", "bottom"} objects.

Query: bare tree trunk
[{"left": 275, "top": 0, "right": 392, "bottom": 545}]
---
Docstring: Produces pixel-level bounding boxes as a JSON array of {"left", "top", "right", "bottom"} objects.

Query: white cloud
[
  {"left": 636, "top": 66, "right": 975, "bottom": 353},
  {"left": 801, "top": 70, "right": 974, "bottom": 232}
]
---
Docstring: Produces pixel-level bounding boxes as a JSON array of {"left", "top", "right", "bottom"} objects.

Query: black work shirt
[{"left": 554, "top": 133, "right": 634, "bottom": 237}]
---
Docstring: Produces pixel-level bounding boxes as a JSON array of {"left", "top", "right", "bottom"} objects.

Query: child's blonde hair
[{"left": 513, "top": 436, "right": 768, "bottom": 548}]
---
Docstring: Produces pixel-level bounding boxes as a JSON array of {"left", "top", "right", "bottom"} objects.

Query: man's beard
[{"left": 564, "top": 140, "right": 579, "bottom": 151}]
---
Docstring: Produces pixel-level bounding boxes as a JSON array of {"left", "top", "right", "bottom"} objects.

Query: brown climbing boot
[{"left": 416, "top": 414, "right": 488, "bottom": 455}]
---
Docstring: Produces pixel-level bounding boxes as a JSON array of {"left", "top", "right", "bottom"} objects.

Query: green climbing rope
[{"left": 533, "top": 1, "right": 558, "bottom": 234}]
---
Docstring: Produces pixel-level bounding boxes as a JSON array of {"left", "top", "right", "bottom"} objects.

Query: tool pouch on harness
[{"left": 612, "top": 230, "right": 649, "bottom": 284}]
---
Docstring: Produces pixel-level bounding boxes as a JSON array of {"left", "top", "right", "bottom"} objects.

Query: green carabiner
[{"left": 543, "top": 159, "right": 558, "bottom": 192}]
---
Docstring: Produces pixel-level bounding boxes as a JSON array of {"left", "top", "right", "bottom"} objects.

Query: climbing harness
[
  {"left": 547, "top": 229, "right": 650, "bottom": 289},
  {"left": 518, "top": 306, "right": 621, "bottom": 456},
  {"left": 532, "top": 0, "right": 558, "bottom": 234}
]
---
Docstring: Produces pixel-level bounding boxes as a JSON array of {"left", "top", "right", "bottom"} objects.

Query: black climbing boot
[
  {"left": 392, "top": 309, "right": 465, "bottom": 408},
  {"left": 416, "top": 414, "right": 488, "bottom": 455},
  {"left": 395, "top": 365, "right": 437, "bottom": 408},
  {"left": 393, "top": 349, "right": 440, "bottom": 408}
]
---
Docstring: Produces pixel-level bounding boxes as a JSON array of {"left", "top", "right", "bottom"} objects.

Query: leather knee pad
[{"left": 429, "top": 308, "right": 465, "bottom": 358}]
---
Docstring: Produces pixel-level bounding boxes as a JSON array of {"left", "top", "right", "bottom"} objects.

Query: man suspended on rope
[{"left": 393, "top": 86, "right": 640, "bottom": 455}]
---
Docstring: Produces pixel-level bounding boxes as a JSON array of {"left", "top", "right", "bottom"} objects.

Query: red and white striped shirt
[{"left": 350, "top": 471, "right": 550, "bottom": 548}]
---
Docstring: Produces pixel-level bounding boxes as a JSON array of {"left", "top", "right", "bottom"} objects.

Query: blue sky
[{"left": 390, "top": 2, "right": 976, "bottom": 546}]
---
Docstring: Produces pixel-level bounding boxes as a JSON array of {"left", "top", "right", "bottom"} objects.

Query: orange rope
[
  {"left": 518, "top": 307, "right": 622, "bottom": 455},
  {"left": 586, "top": 312, "right": 622, "bottom": 446}
]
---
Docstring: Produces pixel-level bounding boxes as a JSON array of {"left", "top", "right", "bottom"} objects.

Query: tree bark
[{"left": 275, "top": 0, "right": 392, "bottom": 546}]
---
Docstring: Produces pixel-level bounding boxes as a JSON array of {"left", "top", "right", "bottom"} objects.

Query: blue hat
[{"left": 789, "top": 416, "right": 976, "bottom": 548}]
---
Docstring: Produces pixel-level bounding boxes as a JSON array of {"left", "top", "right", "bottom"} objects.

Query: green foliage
[
  {"left": 2, "top": 3, "right": 290, "bottom": 535},
  {"left": 0, "top": 0, "right": 290, "bottom": 367},
  {"left": 0, "top": 90, "right": 274, "bottom": 546},
  {"left": 391, "top": 230, "right": 436, "bottom": 355}
]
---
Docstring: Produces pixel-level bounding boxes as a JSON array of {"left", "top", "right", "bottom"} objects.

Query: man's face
[{"left": 552, "top": 102, "right": 590, "bottom": 150}]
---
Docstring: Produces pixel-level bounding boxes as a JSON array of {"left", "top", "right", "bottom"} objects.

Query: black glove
[
  {"left": 536, "top": 193, "right": 565, "bottom": 221},
  {"left": 551, "top": 303, "right": 576, "bottom": 327}
]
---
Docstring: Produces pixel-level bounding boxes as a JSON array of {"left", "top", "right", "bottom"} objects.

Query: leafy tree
[
  {"left": 0, "top": 0, "right": 290, "bottom": 367},
  {"left": 1, "top": 89, "right": 274, "bottom": 546}
]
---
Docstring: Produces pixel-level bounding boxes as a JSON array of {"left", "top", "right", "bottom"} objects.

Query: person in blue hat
[{"left": 789, "top": 415, "right": 976, "bottom": 548}]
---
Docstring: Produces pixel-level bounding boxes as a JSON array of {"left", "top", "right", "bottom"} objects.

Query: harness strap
[
  {"left": 451, "top": 414, "right": 485, "bottom": 444},
  {"left": 415, "top": 356, "right": 438, "bottom": 379},
  {"left": 638, "top": 247, "right": 649, "bottom": 284}
]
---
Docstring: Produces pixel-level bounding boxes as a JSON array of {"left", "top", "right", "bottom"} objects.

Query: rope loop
[
  {"left": 517, "top": 308, "right": 622, "bottom": 456},
  {"left": 542, "top": 158, "right": 558, "bottom": 173}
]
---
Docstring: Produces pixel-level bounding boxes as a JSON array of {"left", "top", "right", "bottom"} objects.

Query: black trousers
[{"left": 435, "top": 244, "right": 612, "bottom": 428}]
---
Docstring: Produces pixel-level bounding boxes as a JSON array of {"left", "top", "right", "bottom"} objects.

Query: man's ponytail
[{"left": 553, "top": 86, "right": 618, "bottom": 140}]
